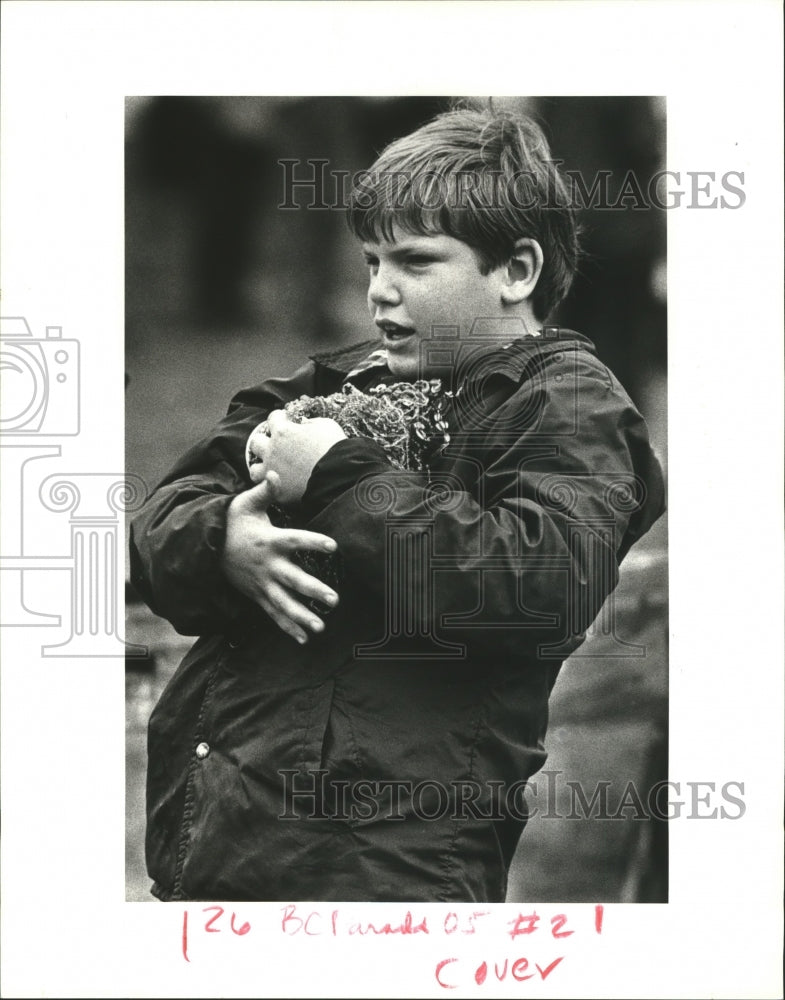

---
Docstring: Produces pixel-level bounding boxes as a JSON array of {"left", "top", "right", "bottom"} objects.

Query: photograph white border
[{"left": 1, "top": 2, "right": 783, "bottom": 997}]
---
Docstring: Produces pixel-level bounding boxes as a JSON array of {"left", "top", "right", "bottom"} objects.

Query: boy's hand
[
  {"left": 253, "top": 410, "right": 346, "bottom": 505},
  {"left": 221, "top": 472, "right": 339, "bottom": 644}
]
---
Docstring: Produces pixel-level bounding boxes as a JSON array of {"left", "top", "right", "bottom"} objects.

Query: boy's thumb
[{"left": 246, "top": 471, "right": 280, "bottom": 509}]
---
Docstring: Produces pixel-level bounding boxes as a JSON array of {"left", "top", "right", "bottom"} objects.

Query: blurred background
[{"left": 125, "top": 96, "right": 668, "bottom": 903}]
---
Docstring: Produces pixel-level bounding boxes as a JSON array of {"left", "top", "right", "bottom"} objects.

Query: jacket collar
[
  {"left": 311, "top": 329, "right": 597, "bottom": 386},
  {"left": 310, "top": 339, "right": 382, "bottom": 377}
]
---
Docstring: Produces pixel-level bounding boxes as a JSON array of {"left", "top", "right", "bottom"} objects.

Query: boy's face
[{"left": 362, "top": 228, "right": 510, "bottom": 379}]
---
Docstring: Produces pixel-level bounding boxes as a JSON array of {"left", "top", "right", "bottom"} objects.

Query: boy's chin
[{"left": 386, "top": 354, "right": 428, "bottom": 380}]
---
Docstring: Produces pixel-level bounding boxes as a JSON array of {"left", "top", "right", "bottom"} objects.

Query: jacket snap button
[
  {"left": 228, "top": 638, "right": 240, "bottom": 649},
  {"left": 195, "top": 742, "right": 210, "bottom": 760}
]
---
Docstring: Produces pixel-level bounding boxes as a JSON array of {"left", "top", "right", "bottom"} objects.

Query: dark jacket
[{"left": 130, "top": 331, "right": 665, "bottom": 903}]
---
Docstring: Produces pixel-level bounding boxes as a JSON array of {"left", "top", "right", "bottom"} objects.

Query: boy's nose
[{"left": 368, "top": 267, "right": 402, "bottom": 307}]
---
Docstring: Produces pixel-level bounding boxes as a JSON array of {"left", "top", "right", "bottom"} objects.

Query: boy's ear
[{"left": 500, "top": 238, "right": 544, "bottom": 306}]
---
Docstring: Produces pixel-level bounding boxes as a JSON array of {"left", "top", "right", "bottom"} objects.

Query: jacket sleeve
[
  {"left": 129, "top": 361, "right": 319, "bottom": 635},
  {"left": 299, "top": 353, "right": 665, "bottom": 660}
]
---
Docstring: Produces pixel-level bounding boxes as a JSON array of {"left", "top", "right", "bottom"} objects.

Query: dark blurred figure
[
  {"left": 541, "top": 96, "right": 667, "bottom": 411},
  {"left": 126, "top": 96, "right": 449, "bottom": 340}
]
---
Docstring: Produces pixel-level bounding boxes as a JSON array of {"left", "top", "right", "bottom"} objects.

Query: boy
[{"left": 130, "top": 107, "right": 665, "bottom": 903}]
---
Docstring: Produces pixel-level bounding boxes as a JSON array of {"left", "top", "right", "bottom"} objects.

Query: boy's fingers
[
  {"left": 278, "top": 528, "right": 337, "bottom": 554},
  {"left": 266, "top": 581, "right": 326, "bottom": 635},
  {"left": 258, "top": 593, "right": 309, "bottom": 646},
  {"left": 275, "top": 562, "right": 339, "bottom": 607}
]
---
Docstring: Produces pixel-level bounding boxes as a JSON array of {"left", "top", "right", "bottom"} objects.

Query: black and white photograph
[
  {"left": 1, "top": 3, "right": 782, "bottom": 998},
  {"left": 124, "top": 95, "right": 669, "bottom": 906}
]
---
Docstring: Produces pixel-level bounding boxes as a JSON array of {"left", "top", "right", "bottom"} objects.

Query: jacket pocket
[
  {"left": 318, "top": 675, "right": 363, "bottom": 777},
  {"left": 297, "top": 676, "right": 337, "bottom": 774},
  {"left": 276, "top": 676, "right": 358, "bottom": 828}
]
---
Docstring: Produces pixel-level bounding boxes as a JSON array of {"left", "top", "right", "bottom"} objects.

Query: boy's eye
[
  {"left": 363, "top": 254, "right": 379, "bottom": 271},
  {"left": 405, "top": 256, "right": 435, "bottom": 267}
]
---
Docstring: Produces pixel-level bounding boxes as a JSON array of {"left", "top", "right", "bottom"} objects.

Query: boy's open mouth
[{"left": 376, "top": 321, "right": 415, "bottom": 343}]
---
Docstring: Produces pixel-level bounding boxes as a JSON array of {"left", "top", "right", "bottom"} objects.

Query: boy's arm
[
  {"left": 129, "top": 360, "right": 339, "bottom": 638},
  {"left": 295, "top": 356, "right": 665, "bottom": 659}
]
